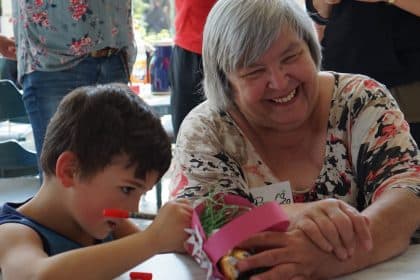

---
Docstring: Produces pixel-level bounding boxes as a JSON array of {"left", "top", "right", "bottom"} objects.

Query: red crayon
[
  {"left": 129, "top": 271, "right": 153, "bottom": 280},
  {"left": 103, "top": 209, "right": 156, "bottom": 220}
]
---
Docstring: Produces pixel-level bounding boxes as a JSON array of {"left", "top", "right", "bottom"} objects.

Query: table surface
[
  {"left": 116, "top": 244, "right": 420, "bottom": 280},
  {"left": 336, "top": 244, "right": 420, "bottom": 280},
  {"left": 0, "top": 245, "right": 417, "bottom": 280}
]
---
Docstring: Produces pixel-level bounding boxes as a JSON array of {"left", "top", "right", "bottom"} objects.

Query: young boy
[{"left": 0, "top": 84, "right": 192, "bottom": 279}]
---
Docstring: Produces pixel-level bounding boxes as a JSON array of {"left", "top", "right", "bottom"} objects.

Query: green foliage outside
[{"left": 132, "top": 0, "right": 172, "bottom": 44}]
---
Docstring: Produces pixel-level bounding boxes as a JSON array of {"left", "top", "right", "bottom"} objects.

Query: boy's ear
[{"left": 56, "top": 151, "right": 79, "bottom": 187}]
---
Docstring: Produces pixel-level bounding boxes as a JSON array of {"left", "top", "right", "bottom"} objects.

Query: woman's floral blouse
[
  {"left": 12, "top": 0, "right": 136, "bottom": 82},
  {"left": 170, "top": 73, "right": 420, "bottom": 210}
]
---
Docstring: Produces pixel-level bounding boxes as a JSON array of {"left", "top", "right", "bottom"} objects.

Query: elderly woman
[{"left": 170, "top": 0, "right": 420, "bottom": 278}]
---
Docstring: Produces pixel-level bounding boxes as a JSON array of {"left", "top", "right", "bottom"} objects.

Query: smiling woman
[
  {"left": 226, "top": 28, "right": 320, "bottom": 133},
  {"left": 169, "top": 0, "right": 420, "bottom": 279}
]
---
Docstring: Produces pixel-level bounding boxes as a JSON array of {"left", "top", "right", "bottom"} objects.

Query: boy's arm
[
  {"left": 0, "top": 201, "right": 191, "bottom": 280},
  {"left": 0, "top": 223, "right": 159, "bottom": 280}
]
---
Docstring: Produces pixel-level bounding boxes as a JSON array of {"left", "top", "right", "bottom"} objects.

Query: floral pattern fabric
[
  {"left": 12, "top": 0, "right": 136, "bottom": 82},
  {"left": 170, "top": 73, "right": 420, "bottom": 210}
]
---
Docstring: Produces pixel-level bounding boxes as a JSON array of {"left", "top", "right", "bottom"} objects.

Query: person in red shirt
[{"left": 169, "top": 0, "right": 217, "bottom": 137}]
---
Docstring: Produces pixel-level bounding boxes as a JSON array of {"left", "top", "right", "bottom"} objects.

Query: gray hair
[{"left": 202, "top": 0, "right": 321, "bottom": 111}]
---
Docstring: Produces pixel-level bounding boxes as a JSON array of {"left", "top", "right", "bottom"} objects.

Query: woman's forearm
[{"left": 316, "top": 188, "right": 419, "bottom": 278}]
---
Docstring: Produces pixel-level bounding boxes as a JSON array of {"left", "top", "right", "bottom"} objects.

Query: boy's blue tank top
[{"left": 0, "top": 201, "right": 112, "bottom": 256}]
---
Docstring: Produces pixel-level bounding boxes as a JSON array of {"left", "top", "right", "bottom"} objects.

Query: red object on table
[{"left": 129, "top": 271, "right": 153, "bottom": 280}]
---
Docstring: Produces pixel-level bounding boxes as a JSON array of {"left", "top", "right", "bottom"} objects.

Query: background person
[
  {"left": 169, "top": 0, "right": 217, "bottom": 137},
  {"left": 306, "top": 0, "right": 420, "bottom": 145},
  {"left": 12, "top": 0, "right": 136, "bottom": 174},
  {"left": 0, "top": 84, "right": 192, "bottom": 279},
  {"left": 145, "top": 0, "right": 170, "bottom": 34},
  {"left": 170, "top": 0, "right": 420, "bottom": 279}
]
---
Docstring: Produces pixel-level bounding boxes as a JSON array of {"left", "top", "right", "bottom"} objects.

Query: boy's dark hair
[{"left": 40, "top": 83, "right": 171, "bottom": 181}]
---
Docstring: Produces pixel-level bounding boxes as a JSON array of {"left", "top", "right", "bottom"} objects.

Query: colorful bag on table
[{"left": 185, "top": 194, "right": 289, "bottom": 280}]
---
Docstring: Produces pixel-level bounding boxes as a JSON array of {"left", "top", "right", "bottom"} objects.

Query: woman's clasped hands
[
  {"left": 291, "top": 199, "right": 373, "bottom": 260},
  {"left": 236, "top": 199, "right": 373, "bottom": 280}
]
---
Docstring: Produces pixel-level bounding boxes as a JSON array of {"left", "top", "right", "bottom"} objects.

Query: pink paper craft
[{"left": 186, "top": 194, "right": 289, "bottom": 279}]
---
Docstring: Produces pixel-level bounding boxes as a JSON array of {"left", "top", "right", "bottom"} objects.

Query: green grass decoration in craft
[{"left": 199, "top": 193, "right": 242, "bottom": 237}]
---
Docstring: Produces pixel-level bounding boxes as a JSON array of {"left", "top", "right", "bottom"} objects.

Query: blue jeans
[{"left": 22, "top": 52, "right": 129, "bottom": 173}]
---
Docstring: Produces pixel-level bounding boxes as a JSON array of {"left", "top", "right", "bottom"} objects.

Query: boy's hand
[
  {"left": 290, "top": 199, "right": 372, "bottom": 260},
  {"left": 146, "top": 199, "right": 192, "bottom": 253}
]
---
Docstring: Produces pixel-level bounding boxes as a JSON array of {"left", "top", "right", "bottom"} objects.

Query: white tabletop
[
  {"left": 116, "top": 244, "right": 420, "bottom": 280},
  {"left": 116, "top": 253, "right": 203, "bottom": 279},
  {"left": 336, "top": 244, "right": 420, "bottom": 280},
  {"left": 0, "top": 245, "right": 418, "bottom": 280}
]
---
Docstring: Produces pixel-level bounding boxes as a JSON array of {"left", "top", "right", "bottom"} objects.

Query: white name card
[{"left": 250, "top": 181, "right": 294, "bottom": 206}]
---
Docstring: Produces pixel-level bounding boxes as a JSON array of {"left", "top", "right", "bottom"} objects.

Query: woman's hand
[
  {"left": 236, "top": 229, "right": 330, "bottom": 280},
  {"left": 290, "top": 199, "right": 372, "bottom": 260},
  {"left": 145, "top": 199, "right": 192, "bottom": 253}
]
